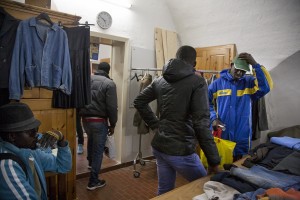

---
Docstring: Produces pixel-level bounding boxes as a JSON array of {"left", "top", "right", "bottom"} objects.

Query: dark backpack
[{"left": 0, "top": 153, "right": 28, "bottom": 178}]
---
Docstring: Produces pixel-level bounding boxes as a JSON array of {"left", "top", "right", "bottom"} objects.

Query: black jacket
[
  {"left": 0, "top": 7, "right": 20, "bottom": 89},
  {"left": 79, "top": 72, "right": 118, "bottom": 127},
  {"left": 134, "top": 59, "right": 220, "bottom": 166}
]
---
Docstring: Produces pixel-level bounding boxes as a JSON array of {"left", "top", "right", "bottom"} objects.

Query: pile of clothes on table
[{"left": 193, "top": 125, "right": 300, "bottom": 200}]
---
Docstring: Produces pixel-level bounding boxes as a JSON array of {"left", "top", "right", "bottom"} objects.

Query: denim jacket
[{"left": 9, "top": 17, "right": 72, "bottom": 100}]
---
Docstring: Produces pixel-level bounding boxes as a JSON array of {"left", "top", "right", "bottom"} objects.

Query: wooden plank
[
  {"left": 99, "top": 38, "right": 113, "bottom": 45},
  {"left": 0, "top": 0, "right": 81, "bottom": 24},
  {"left": 47, "top": 175, "right": 57, "bottom": 200},
  {"left": 23, "top": 88, "right": 40, "bottom": 99},
  {"left": 39, "top": 88, "right": 53, "bottom": 99},
  {"left": 21, "top": 99, "right": 53, "bottom": 110},
  {"left": 161, "top": 29, "right": 168, "bottom": 63},
  {"left": 166, "top": 30, "right": 178, "bottom": 61},
  {"left": 100, "top": 58, "right": 111, "bottom": 64},
  {"left": 66, "top": 109, "right": 76, "bottom": 200},
  {"left": 58, "top": 174, "right": 67, "bottom": 200},
  {"left": 155, "top": 28, "right": 165, "bottom": 71}
]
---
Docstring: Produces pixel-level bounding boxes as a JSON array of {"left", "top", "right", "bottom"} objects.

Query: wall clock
[{"left": 97, "top": 11, "right": 112, "bottom": 29}]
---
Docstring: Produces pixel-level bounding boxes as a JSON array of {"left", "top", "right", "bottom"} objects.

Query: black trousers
[
  {"left": 0, "top": 88, "right": 9, "bottom": 106},
  {"left": 52, "top": 26, "right": 91, "bottom": 108},
  {"left": 76, "top": 108, "right": 84, "bottom": 145}
]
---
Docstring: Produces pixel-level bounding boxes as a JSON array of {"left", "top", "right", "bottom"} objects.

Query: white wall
[
  {"left": 165, "top": 0, "right": 300, "bottom": 71},
  {"left": 52, "top": 0, "right": 176, "bottom": 50},
  {"left": 265, "top": 51, "right": 300, "bottom": 134}
]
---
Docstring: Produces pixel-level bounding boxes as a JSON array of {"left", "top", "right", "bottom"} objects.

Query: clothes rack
[
  {"left": 132, "top": 68, "right": 219, "bottom": 73},
  {"left": 132, "top": 132, "right": 156, "bottom": 178},
  {"left": 131, "top": 67, "right": 163, "bottom": 72},
  {"left": 131, "top": 68, "right": 158, "bottom": 177},
  {"left": 130, "top": 68, "right": 162, "bottom": 81},
  {"left": 196, "top": 69, "right": 221, "bottom": 73}
]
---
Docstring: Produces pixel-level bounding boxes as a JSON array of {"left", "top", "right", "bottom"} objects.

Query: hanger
[
  {"left": 36, "top": 12, "right": 53, "bottom": 26},
  {"left": 58, "top": 21, "right": 63, "bottom": 28},
  {"left": 130, "top": 72, "right": 139, "bottom": 81},
  {"left": 130, "top": 72, "right": 144, "bottom": 82}
]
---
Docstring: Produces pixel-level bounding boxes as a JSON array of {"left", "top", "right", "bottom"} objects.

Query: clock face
[{"left": 97, "top": 11, "right": 112, "bottom": 29}]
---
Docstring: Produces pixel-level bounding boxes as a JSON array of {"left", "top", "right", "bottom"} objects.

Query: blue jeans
[
  {"left": 231, "top": 165, "right": 300, "bottom": 189},
  {"left": 82, "top": 121, "right": 108, "bottom": 184},
  {"left": 152, "top": 148, "right": 207, "bottom": 195}
]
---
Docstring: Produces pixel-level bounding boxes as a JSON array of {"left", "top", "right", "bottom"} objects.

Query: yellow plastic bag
[{"left": 200, "top": 137, "right": 236, "bottom": 169}]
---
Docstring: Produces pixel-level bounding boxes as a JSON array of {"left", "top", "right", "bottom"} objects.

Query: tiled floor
[
  {"left": 75, "top": 136, "right": 189, "bottom": 200},
  {"left": 76, "top": 138, "right": 118, "bottom": 175},
  {"left": 76, "top": 160, "right": 188, "bottom": 200}
]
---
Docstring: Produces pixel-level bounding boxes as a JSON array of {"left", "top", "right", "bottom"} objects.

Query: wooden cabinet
[
  {"left": 195, "top": 44, "right": 236, "bottom": 79},
  {"left": 0, "top": 0, "right": 81, "bottom": 199}
]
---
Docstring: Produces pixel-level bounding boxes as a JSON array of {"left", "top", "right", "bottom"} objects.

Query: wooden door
[{"left": 195, "top": 44, "right": 236, "bottom": 79}]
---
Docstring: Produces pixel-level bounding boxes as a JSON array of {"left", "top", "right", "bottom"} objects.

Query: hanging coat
[{"left": 133, "top": 73, "right": 152, "bottom": 134}]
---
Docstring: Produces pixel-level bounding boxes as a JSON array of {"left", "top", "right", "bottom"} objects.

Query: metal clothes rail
[{"left": 131, "top": 67, "right": 163, "bottom": 71}]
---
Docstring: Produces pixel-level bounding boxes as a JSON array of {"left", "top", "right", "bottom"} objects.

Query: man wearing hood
[
  {"left": 208, "top": 53, "right": 273, "bottom": 161},
  {"left": 79, "top": 62, "right": 118, "bottom": 191},
  {"left": 134, "top": 45, "right": 220, "bottom": 195}
]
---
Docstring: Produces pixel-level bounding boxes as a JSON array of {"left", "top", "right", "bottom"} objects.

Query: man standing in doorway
[
  {"left": 134, "top": 46, "right": 220, "bottom": 195},
  {"left": 208, "top": 53, "right": 273, "bottom": 161},
  {"left": 80, "top": 62, "right": 118, "bottom": 190}
]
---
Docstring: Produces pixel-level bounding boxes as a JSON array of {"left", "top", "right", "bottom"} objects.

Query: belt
[{"left": 83, "top": 117, "right": 106, "bottom": 123}]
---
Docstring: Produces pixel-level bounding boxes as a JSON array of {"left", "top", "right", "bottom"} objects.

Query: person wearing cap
[
  {"left": 79, "top": 62, "right": 118, "bottom": 191},
  {"left": 0, "top": 102, "right": 72, "bottom": 199},
  {"left": 208, "top": 53, "right": 273, "bottom": 161}
]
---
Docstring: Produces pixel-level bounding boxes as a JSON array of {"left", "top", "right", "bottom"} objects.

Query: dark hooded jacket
[{"left": 134, "top": 59, "right": 220, "bottom": 166}]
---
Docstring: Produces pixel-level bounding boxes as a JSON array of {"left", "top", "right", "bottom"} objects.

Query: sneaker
[
  {"left": 86, "top": 180, "right": 106, "bottom": 191},
  {"left": 77, "top": 144, "right": 84, "bottom": 154}
]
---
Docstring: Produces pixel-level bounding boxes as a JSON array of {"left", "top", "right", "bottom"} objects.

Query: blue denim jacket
[{"left": 9, "top": 17, "right": 72, "bottom": 100}]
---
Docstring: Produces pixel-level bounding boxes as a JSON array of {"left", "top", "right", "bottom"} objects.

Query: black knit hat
[
  {"left": 97, "top": 62, "right": 110, "bottom": 74},
  {"left": 0, "top": 103, "right": 41, "bottom": 132}
]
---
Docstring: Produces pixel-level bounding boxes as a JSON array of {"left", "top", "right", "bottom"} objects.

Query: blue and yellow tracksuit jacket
[{"left": 208, "top": 64, "right": 273, "bottom": 156}]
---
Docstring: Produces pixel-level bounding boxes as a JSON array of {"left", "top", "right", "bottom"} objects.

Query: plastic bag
[
  {"left": 105, "top": 135, "right": 116, "bottom": 159},
  {"left": 200, "top": 137, "right": 236, "bottom": 169}
]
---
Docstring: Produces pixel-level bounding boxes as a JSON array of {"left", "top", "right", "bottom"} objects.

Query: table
[{"left": 150, "top": 157, "right": 247, "bottom": 200}]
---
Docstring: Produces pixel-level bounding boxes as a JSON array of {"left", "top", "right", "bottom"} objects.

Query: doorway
[{"left": 76, "top": 31, "right": 130, "bottom": 177}]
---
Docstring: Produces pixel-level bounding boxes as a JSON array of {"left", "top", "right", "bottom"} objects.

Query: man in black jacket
[
  {"left": 80, "top": 62, "right": 118, "bottom": 191},
  {"left": 134, "top": 45, "right": 220, "bottom": 195}
]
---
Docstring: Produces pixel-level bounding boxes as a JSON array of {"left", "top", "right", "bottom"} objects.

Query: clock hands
[{"left": 99, "top": 15, "right": 106, "bottom": 23}]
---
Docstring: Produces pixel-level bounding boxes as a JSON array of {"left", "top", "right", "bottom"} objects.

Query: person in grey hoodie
[{"left": 134, "top": 45, "right": 220, "bottom": 195}]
